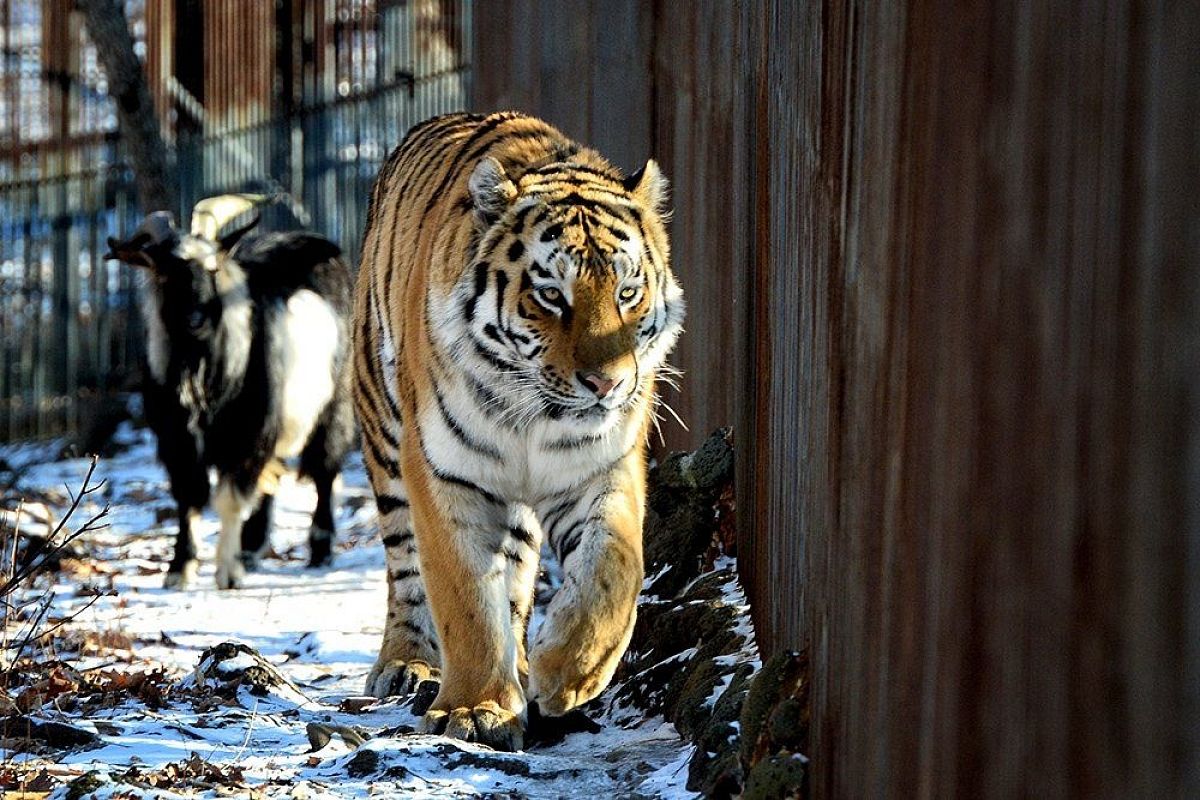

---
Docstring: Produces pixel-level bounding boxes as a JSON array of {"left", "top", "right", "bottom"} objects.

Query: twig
[{"left": 232, "top": 699, "right": 260, "bottom": 761}]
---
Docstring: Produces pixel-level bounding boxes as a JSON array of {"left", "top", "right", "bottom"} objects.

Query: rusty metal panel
[{"left": 473, "top": 1, "right": 1200, "bottom": 795}]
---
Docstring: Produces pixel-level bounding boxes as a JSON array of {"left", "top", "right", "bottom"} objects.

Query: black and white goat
[{"left": 107, "top": 195, "right": 355, "bottom": 590}]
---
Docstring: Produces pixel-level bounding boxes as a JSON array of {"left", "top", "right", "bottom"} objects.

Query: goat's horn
[{"left": 190, "top": 194, "right": 269, "bottom": 241}]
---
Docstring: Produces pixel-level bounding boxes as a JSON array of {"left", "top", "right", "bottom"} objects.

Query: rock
[
  {"left": 739, "top": 650, "right": 808, "bottom": 769},
  {"left": 306, "top": 722, "right": 368, "bottom": 751},
  {"left": 64, "top": 770, "right": 108, "bottom": 800},
  {"left": 642, "top": 429, "right": 734, "bottom": 598},
  {"left": 1, "top": 715, "right": 101, "bottom": 751},
  {"left": 686, "top": 664, "right": 755, "bottom": 797},
  {"left": 345, "top": 747, "right": 380, "bottom": 777},
  {"left": 742, "top": 752, "right": 807, "bottom": 800},
  {"left": 525, "top": 703, "right": 602, "bottom": 747},
  {"left": 189, "top": 641, "right": 309, "bottom": 707}
]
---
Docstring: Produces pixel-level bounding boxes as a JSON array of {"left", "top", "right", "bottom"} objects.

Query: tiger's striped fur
[{"left": 352, "top": 111, "right": 684, "bottom": 751}]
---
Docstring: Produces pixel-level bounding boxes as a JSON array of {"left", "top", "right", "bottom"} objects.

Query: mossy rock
[
  {"left": 739, "top": 650, "right": 808, "bottom": 770},
  {"left": 624, "top": 599, "right": 674, "bottom": 658},
  {"left": 742, "top": 752, "right": 806, "bottom": 800},
  {"left": 642, "top": 429, "right": 734, "bottom": 598},
  {"left": 670, "top": 658, "right": 727, "bottom": 737},
  {"left": 628, "top": 601, "right": 738, "bottom": 675},
  {"left": 643, "top": 501, "right": 712, "bottom": 597},
  {"left": 686, "top": 663, "right": 755, "bottom": 798},
  {"left": 608, "top": 657, "right": 683, "bottom": 717},
  {"left": 680, "top": 568, "right": 738, "bottom": 603}
]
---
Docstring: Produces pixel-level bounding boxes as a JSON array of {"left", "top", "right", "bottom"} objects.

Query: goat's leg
[
  {"left": 161, "top": 441, "right": 209, "bottom": 590},
  {"left": 307, "top": 468, "right": 337, "bottom": 568},
  {"left": 239, "top": 493, "right": 274, "bottom": 572},
  {"left": 300, "top": 398, "right": 352, "bottom": 569},
  {"left": 164, "top": 507, "right": 203, "bottom": 589},
  {"left": 214, "top": 477, "right": 259, "bottom": 590}
]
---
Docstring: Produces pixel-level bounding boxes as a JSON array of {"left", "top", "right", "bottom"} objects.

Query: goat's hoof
[
  {"left": 163, "top": 560, "right": 198, "bottom": 590},
  {"left": 214, "top": 560, "right": 245, "bottom": 590},
  {"left": 307, "top": 528, "right": 334, "bottom": 568},
  {"left": 306, "top": 552, "right": 334, "bottom": 569},
  {"left": 421, "top": 701, "right": 524, "bottom": 752},
  {"left": 239, "top": 551, "right": 264, "bottom": 572}
]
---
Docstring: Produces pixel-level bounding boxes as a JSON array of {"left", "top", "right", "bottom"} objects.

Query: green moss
[
  {"left": 686, "top": 664, "right": 755, "bottom": 797},
  {"left": 742, "top": 752, "right": 806, "bottom": 800}
]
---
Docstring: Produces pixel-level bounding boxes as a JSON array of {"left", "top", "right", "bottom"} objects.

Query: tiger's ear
[
  {"left": 623, "top": 159, "right": 670, "bottom": 214},
  {"left": 469, "top": 157, "right": 517, "bottom": 225}
]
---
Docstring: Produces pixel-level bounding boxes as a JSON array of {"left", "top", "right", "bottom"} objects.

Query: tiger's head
[{"left": 451, "top": 155, "right": 685, "bottom": 425}]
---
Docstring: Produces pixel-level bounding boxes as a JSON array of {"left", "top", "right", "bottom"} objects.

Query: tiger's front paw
[
  {"left": 421, "top": 700, "right": 524, "bottom": 752},
  {"left": 528, "top": 646, "right": 613, "bottom": 718},
  {"left": 365, "top": 658, "right": 441, "bottom": 710}
]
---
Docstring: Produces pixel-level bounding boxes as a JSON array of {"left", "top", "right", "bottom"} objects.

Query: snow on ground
[{"left": 1, "top": 424, "right": 698, "bottom": 798}]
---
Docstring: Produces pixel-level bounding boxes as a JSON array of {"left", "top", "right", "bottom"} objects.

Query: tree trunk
[{"left": 81, "top": 0, "right": 176, "bottom": 213}]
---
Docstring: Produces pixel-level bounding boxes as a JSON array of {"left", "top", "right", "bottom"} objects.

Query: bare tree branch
[{"left": 80, "top": 0, "right": 177, "bottom": 213}]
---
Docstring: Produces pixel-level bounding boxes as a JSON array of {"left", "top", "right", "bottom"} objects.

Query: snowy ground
[{"left": 0, "top": 424, "right": 699, "bottom": 798}]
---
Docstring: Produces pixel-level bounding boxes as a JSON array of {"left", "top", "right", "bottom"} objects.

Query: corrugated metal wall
[{"left": 474, "top": 2, "right": 1200, "bottom": 796}]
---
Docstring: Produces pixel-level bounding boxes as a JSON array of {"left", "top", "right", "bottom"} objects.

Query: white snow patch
[{"left": 3, "top": 427, "right": 700, "bottom": 797}]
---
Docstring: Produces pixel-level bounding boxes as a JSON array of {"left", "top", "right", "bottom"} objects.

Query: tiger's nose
[{"left": 578, "top": 370, "right": 619, "bottom": 399}]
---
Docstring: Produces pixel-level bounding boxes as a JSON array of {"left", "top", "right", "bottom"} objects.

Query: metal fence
[{"left": 0, "top": 0, "right": 472, "bottom": 442}]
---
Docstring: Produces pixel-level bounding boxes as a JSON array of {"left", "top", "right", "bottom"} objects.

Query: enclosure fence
[{"left": 0, "top": 0, "right": 472, "bottom": 442}]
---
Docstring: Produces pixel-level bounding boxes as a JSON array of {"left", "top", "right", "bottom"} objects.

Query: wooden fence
[{"left": 474, "top": 1, "right": 1200, "bottom": 796}]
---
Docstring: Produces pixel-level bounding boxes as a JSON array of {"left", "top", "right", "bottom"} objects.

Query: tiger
[{"left": 352, "top": 111, "right": 685, "bottom": 751}]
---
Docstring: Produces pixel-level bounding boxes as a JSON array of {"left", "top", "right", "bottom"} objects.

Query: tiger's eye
[
  {"left": 539, "top": 286, "right": 563, "bottom": 303},
  {"left": 619, "top": 286, "right": 638, "bottom": 303}
]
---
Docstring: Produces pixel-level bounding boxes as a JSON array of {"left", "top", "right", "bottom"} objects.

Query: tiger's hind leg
[{"left": 365, "top": 488, "right": 442, "bottom": 704}]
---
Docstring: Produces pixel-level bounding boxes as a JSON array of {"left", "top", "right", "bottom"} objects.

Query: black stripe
[
  {"left": 470, "top": 334, "right": 518, "bottom": 373},
  {"left": 393, "top": 568, "right": 420, "bottom": 581},
  {"left": 503, "top": 547, "right": 523, "bottom": 564},
  {"left": 465, "top": 261, "right": 489, "bottom": 322},
  {"left": 508, "top": 526, "right": 536, "bottom": 549},
  {"left": 376, "top": 493, "right": 409, "bottom": 515},
  {"left": 510, "top": 204, "right": 535, "bottom": 235},
  {"left": 421, "top": 113, "right": 529, "bottom": 218},
  {"left": 467, "top": 373, "right": 512, "bottom": 420},
  {"left": 382, "top": 530, "right": 413, "bottom": 548},
  {"left": 494, "top": 270, "right": 509, "bottom": 321},
  {"left": 434, "top": 469, "right": 503, "bottom": 505},
  {"left": 555, "top": 518, "right": 590, "bottom": 563},
  {"left": 529, "top": 163, "right": 621, "bottom": 182},
  {"left": 433, "top": 383, "right": 504, "bottom": 461},
  {"left": 418, "top": 431, "right": 504, "bottom": 504},
  {"left": 544, "top": 432, "right": 604, "bottom": 450},
  {"left": 507, "top": 240, "right": 525, "bottom": 262},
  {"left": 483, "top": 323, "right": 506, "bottom": 345},
  {"left": 365, "top": 435, "right": 402, "bottom": 479},
  {"left": 542, "top": 496, "right": 577, "bottom": 536}
]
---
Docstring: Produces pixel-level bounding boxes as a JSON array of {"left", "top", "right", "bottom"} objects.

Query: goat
[{"left": 106, "top": 195, "right": 355, "bottom": 590}]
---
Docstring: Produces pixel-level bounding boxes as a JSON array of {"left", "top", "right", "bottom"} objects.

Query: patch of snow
[{"left": 4, "top": 430, "right": 707, "bottom": 797}]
